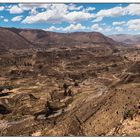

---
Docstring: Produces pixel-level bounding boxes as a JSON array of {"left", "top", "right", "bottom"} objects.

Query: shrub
[
  {"left": 74, "top": 82, "right": 79, "bottom": 87},
  {"left": 123, "top": 109, "right": 134, "bottom": 120}
]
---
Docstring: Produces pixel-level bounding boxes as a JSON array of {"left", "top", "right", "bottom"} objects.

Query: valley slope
[{"left": 0, "top": 27, "right": 139, "bottom": 136}]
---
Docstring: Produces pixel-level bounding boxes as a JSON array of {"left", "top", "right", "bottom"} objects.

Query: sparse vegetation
[
  {"left": 0, "top": 27, "right": 139, "bottom": 136},
  {"left": 123, "top": 109, "right": 135, "bottom": 120}
]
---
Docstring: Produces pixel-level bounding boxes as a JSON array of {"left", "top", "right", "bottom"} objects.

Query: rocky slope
[
  {"left": 0, "top": 27, "right": 139, "bottom": 136},
  {"left": 1, "top": 27, "right": 122, "bottom": 50}
]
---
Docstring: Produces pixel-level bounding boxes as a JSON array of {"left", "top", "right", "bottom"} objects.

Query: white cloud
[
  {"left": 0, "top": 15, "right": 4, "bottom": 18},
  {"left": 104, "top": 26, "right": 113, "bottom": 32},
  {"left": 22, "top": 4, "right": 93, "bottom": 24},
  {"left": 7, "top": 4, "right": 52, "bottom": 14},
  {"left": 18, "top": 3, "right": 51, "bottom": 11},
  {"left": 22, "top": 4, "right": 68, "bottom": 24},
  {"left": 45, "top": 23, "right": 87, "bottom": 32},
  {"left": 4, "top": 19, "right": 8, "bottom": 22},
  {"left": 126, "top": 4, "right": 140, "bottom": 16},
  {"left": 92, "top": 4, "right": 140, "bottom": 22},
  {"left": 65, "top": 11, "right": 93, "bottom": 23},
  {"left": 30, "top": 8, "right": 38, "bottom": 15},
  {"left": 91, "top": 24, "right": 102, "bottom": 32},
  {"left": 91, "top": 24, "right": 113, "bottom": 33},
  {"left": 45, "top": 26, "right": 61, "bottom": 31},
  {"left": 115, "top": 26, "right": 123, "bottom": 32},
  {"left": 127, "top": 19, "right": 140, "bottom": 31},
  {"left": 112, "top": 21, "right": 126, "bottom": 26},
  {"left": 68, "top": 4, "right": 83, "bottom": 11},
  {"left": 0, "top": 6, "right": 4, "bottom": 11},
  {"left": 6, "top": 3, "right": 140, "bottom": 30},
  {"left": 3, "top": 3, "right": 140, "bottom": 34},
  {"left": 8, "top": 5, "right": 23, "bottom": 14},
  {"left": 84, "top": 7, "right": 96, "bottom": 12},
  {"left": 86, "top": 7, "right": 96, "bottom": 11},
  {"left": 11, "top": 15, "right": 23, "bottom": 22},
  {"left": 46, "top": 23, "right": 114, "bottom": 34},
  {"left": 45, "top": 23, "right": 114, "bottom": 33},
  {"left": 92, "top": 17, "right": 103, "bottom": 23},
  {"left": 94, "top": 6, "right": 125, "bottom": 22},
  {"left": 63, "top": 23, "right": 86, "bottom": 32}
]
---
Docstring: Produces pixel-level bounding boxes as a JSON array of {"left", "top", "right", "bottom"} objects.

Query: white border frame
[{"left": 0, "top": 0, "right": 140, "bottom": 140}]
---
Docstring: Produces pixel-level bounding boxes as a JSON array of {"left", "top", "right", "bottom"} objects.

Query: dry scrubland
[{"left": 0, "top": 27, "right": 140, "bottom": 136}]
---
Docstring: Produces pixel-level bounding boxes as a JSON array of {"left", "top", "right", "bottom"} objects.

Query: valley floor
[{"left": 0, "top": 46, "right": 140, "bottom": 136}]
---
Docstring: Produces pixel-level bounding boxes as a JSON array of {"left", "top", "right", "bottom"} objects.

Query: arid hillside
[
  {"left": 109, "top": 34, "right": 140, "bottom": 45},
  {"left": 0, "top": 27, "right": 139, "bottom": 136},
  {"left": 0, "top": 28, "right": 33, "bottom": 50},
  {"left": 1, "top": 27, "right": 122, "bottom": 50}
]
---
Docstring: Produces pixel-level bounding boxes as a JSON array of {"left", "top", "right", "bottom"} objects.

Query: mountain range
[
  {"left": 0, "top": 27, "right": 122, "bottom": 50},
  {"left": 109, "top": 34, "right": 140, "bottom": 45}
]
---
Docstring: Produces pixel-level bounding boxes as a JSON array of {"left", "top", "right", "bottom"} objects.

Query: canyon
[{"left": 0, "top": 27, "right": 140, "bottom": 136}]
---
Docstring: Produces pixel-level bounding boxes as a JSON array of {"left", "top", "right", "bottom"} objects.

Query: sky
[{"left": 0, "top": 3, "right": 140, "bottom": 35}]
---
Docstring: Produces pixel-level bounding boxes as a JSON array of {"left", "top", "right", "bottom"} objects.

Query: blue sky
[{"left": 0, "top": 3, "right": 140, "bottom": 35}]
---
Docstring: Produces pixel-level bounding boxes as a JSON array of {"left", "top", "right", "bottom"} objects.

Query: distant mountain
[
  {"left": 17, "top": 28, "right": 119, "bottom": 47},
  {"left": 0, "top": 27, "right": 124, "bottom": 50},
  {"left": 0, "top": 27, "right": 33, "bottom": 49},
  {"left": 109, "top": 34, "right": 140, "bottom": 45}
]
